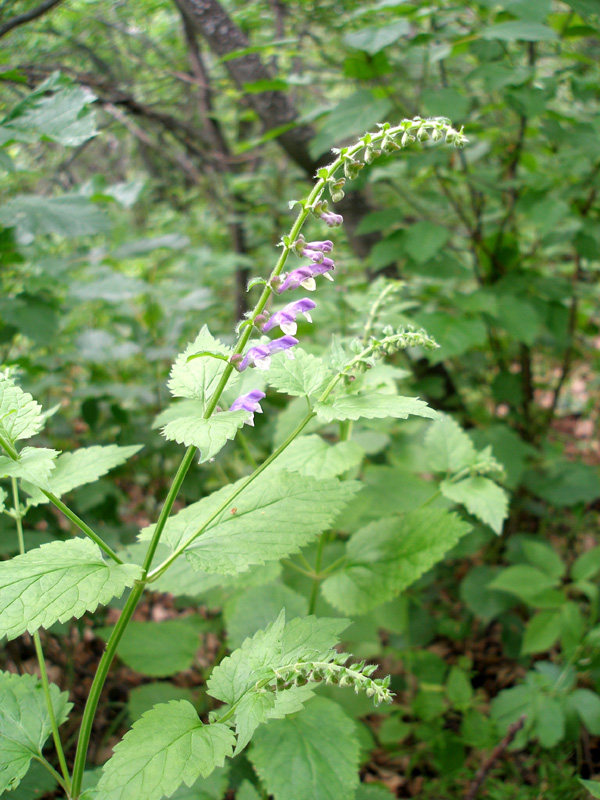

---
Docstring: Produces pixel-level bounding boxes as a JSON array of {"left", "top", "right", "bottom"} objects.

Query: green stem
[
  {"left": 147, "top": 411, "right": 316, "bottom": 581},
  {"left": 281, "top": 559, "right": 315, "bottom": 578},
  {"left": 308, "top": 532, "right": 327, "bottom": 615},
  {"left": 0, "top": 430, "right": 121, "bottom": 564},
  {"left": 11, "top": 479, "right": 72, "bottom": 796},
  {"left": 32, "top": 755, "right": 71, "bottom": 796},
  {"left": 43, "top": 491, "right": 123, "bottom": 564},
  {"left": 70, "top": 581, "right": 145, "bottom": 798}
]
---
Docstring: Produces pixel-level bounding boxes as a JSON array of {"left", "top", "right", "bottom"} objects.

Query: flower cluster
[
  {"left": 229, "top": 117, "right": 466, "bottom": 419},
  {"left": 269, "top": 656, "right": 393, "bottom": 707}
]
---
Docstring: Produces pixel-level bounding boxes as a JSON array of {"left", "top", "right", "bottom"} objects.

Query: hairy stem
[{"left": 11, "top": 479, "right": 72, "bottom": 796}]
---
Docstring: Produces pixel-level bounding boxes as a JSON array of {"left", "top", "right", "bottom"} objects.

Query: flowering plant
[{"left": 0, "top": 117, "right": 470, "bottom": 800}]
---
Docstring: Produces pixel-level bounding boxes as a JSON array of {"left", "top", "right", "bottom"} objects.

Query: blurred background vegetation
[{"left": 1, "top": 0, "right": 600, "bottom": 798}]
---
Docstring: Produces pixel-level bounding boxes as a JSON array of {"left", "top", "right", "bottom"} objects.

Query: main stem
[{"left": 11, "top": 479, "right": 72, "bottom": 796}]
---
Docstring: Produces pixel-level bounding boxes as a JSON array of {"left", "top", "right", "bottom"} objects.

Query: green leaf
[
  {"left": 322, "top": 509, "right": 471, "bottom": 614},
  {"left": 128, "top": 684, "right": 195, "bottom": 722},
  {"left": 249, "top": 697, "right": 360, "bottom": 800},
  {"left": 22, "top": 444, "right": 143, "bottom": 507},
  {"left": 275, "top": 435, "right": 364, "bottom": 479},
  {"left": 403, "top": 221, "right": 450, "bottom": 264},
  {"left": 569, "top": 689, "right": 600, "bottom": 735},
  {"left": 314, "top": 393, "right": 438, "bottom": 423},
  {"left": 209, "top": 612, "right": 348, "bottom": 751},
  {"left": 309, "top": 90, "right": 393, "bottom": 159},
  {"left": 167, "top": 327, "right": 234, "bottom": 410},
  {"left": 265, "top": 348, "right": 332, "bottom": 398},
  {"left": 224, "top": 582, "right": 308, "bottom": 649},
  {"left": 0, "top": 670, "right": 71, "bottom": 794},
  {"left": 143, "top": 470, "right": 359, "bottom": 575},
  {"left": 572, "top": 547, "right": 600, "bottom": 581},
  {"left": 521, "top": 540, "right": 566, "bottom": 579},
  {"left": 424, "top": 415, "right": 476, "bottom": 473},
  {"left": 0, "top": 447, "right": 59, "bottom": 491},
  {"left": 169, "top": 767, "right": 230, "bottom": 800},
  {"left": 1, "top": 77, "right": 96, "bottom": 146},
  {"left": 440, "top": 476, "right": 509, "bottom": 535},
  {"left": 0, "top": 374, "right": 44, "bottom": 445},
  {"left": 95, "top": 701, "right": 235, "bottom": 799},
  {"left": 521, "top": 610, "right": 563, "bottom": 655},
  {"left": 535, "top": 695, "right": 565, "bottom": 748},
  {"left": 96, "top": 619, "right": 201, "bottom": 677},
  {"left": 161, "top": 410, "right": 249, "bottom": 463},
  {"left": 446, "top": 666, "right": 473, "bottom": 710},
  {"left": 495, "top": 295, "right": 542, "bottom": 345},
  {"left": 460, "top": 566, "right": 515, "bottom": 622},
  {"left": 0, "top": 195, "right": 109, "bottom": 240},
  {"left": 343, "top": 20, "right": 410, "bottom": 55},
  {"left": 208, "top": 612, "right": 348, "bottom": 706},
  {"left": 523, "top": 461, "right": 600, "bottom": 507},
  {"left": 0, "top": 539, "right": 142, "bottom": 640},
  {"left": 580, "top": 779, "right": 600, "bottom": 799},
  {"left": 480, "top": 22, "right": 559, "bottom": 41},
  {"left": 488, "top": 565, "right": 559, "bottom": 604},
  {"left": 237, "top": 781, "right": 262, "bottom": 800}
]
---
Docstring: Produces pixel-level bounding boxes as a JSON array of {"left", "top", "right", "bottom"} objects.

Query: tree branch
[{"left": 0, "top": 0, "right": 63, "bottom": 39}]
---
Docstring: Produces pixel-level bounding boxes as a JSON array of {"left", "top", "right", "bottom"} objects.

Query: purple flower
[
  {"left": 262, "top": 298, "right": 316, "bottom": 335},
  {"left": 238, "top": 335, "right": 299, "bottom": 371},
  {"left": 320, "top": 211, "right": 343, "bottom": 227},
  {"left": 229, "top": 389, "right": 265, "bottom": 425},
  {"left": 302, "top": 249, "right": 335, "bottom": 268},
  {"left": 303, "top": 239, "right": 333, "bottom": 253},
  {"left": 276, "top": 261, "right": 335, "bottom": 293}
]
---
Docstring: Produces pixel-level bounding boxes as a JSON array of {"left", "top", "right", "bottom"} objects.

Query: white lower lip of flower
[
  {"left": 324, "top": 273, "right": 334, "bottom": 281},
  {"left": 303, "top": 312, "right": 313, "bottom": 323},
  {"left": 254, "top": 356, "right": 272, "bottom": 370},
  {"left": 280, "top": 322, "right": 297, "bottom": 335},
  {"left": 300, "top": 277, "right": 316, "bottom": 291}
]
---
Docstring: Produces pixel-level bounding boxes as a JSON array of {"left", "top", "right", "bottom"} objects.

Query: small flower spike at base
[
  {"left": 238, "top": 335, "right": 299, "bottom": 371},
  {"left": 229, "top": 390, "right": 265, "bottom": 425},
  {"left": 262, "top": 299, "right": 316, "bottom": 335}
]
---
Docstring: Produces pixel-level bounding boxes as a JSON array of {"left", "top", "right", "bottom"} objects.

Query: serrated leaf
[
  {"left": 440, "top": 476, "right": 508, "bottom": 535},
  {"left": 569, "top": 689, "right": 600, "bottom": 735},
  {"left": 322, "top": 509, "right": 471, "bottom": 614},
  {"left": 208, "top": 612, "right": 347, "bottom": 706},
  {"left": 95, "top": 701, "right": 235, "bottom": 800},
  {"left": 579, "top": 779, "right": 600, "bottom": 799},
  {"left": 0, "top": 671, "right": 71, "bottom": 794},
  {"left": 167, "top": 327, "right": 235, "bottom": 409},
  {"left": 249, "top": 697, "right": 360, "bottom": 800},
  {"left": 1, "top": 73, "right": 97, "bottom": 146},
  {"left": 314, "top": 392, "right": 438, "bottom": 423},
  {"left": 0, "top": 375, "right": 44, "bottom": 445},
  {"left": 275, "top": 435, "right": 364, "bottom": 478},
  {"left": 161, "top": 410, "right": 249, "bottom": 463},
  {"left": 141, "top": 470, "right": 359, "bottom": 575},
  {"left": 0, "top": 195, "right": 109, "bottom": 240},
  {"left": 0, "top": 539, "right": 142, "bottom": 640},
  {"left": 265, "top": 348, "right": 332, "bottom": 397},
  {"left": 22, "top": 444, "right": 143, "bottom": 507},
  {"left": 207, "top": 614, "right": 347, "bottom": 748},
  {"left": 424, "top": 415, "right": 476, "bottom": 473},
  {"left": 0, "top": 447, "right": 59, "bottom": 491}
]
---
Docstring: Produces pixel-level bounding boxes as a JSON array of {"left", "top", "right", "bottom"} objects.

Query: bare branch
[{"left": 0, "top": 0, "right": 64, "bottom": 39}]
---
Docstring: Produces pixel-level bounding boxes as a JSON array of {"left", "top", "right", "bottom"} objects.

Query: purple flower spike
[
  {"left": 262, "top": 298, "right": 316, "bottom": 335},
  {"left": 238, "top": 335, "right": 299, "bottom": 371},
  {"left": 320, "top": 211, "right": 343, "bottom": 227},
  {"left": 229, "top": 389, "right": 265, "bottom": 426},
  {"left": 277, "top": 260, "right": 335, "bottom": 293}
]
